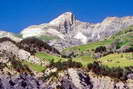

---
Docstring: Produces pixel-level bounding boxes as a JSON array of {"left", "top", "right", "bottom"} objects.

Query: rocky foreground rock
[{"left": 0, "top": 68, "right": 133, "bottom": 89}]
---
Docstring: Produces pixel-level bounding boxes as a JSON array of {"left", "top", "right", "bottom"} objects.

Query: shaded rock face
[
  {"left": 89, "top": 74, "right": 133, "bottom": 89},
  {"left": 127, "top": 72, "right": 133, "bottom": 80},
  {"left": 21, "top": 12, "right": 133, "bottom": 50},
  {"left": 43, "top": 68, "right": 93, "bottom": 89},
  {"left": 60, "top": 76, "right": 79, "bottom": 89},
  {"left": 67, "top": 68, "right": 92, "bottom": 89},
  {"left": 19, "top": 37, "right": 60, "bottom": 55},
  {"left": 49, "top": 12, "right": 75, "bottom": 34},
  {"left": 60, "top": 69, "right": 133, "bottom": 89},
  {"left": 0, "top": 73, "right": 46, "bottom": 89},
  {"left": 0, "top": 66, "right": 133, "bottom": 89}
]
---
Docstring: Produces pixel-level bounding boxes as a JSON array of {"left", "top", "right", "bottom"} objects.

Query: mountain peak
[
  {"left": 63, "top": 12, "right": 73, "bottom": 15},
  {"left": 63, "top": 12, "right": 74, "bottom": 17},
  {"left": 49, "top": 12, "right": 75, "bottom": 25}
]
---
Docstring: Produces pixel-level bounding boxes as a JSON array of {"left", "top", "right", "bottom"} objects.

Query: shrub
[
  {"left": 95, "top": 46, "right": 106, "bottom": 53},
  {"left": 49, "top": 59, "right": 82, "bottom": 70},
  {"left": 87, "top": 62, "right": 131, "bottom": 81}
]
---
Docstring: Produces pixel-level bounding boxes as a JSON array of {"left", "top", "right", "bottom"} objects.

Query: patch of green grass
[
  {"left": 22, "top": 61, "right": 45, "bottom": 72},
  {"left": 35, "top": 52, "right": 93, "bottom": 67},
  {"left": 35, "top": 52, "right": 68, "bottom": 62},
  {"left": 97, "top": 53, "right": 133, "bottom": 68},
  {"left": 72, "top": 56, "right": 94, "bottom": 66},
  {"left": 64, "top": 40, "right": 113, "bottom": 52}
]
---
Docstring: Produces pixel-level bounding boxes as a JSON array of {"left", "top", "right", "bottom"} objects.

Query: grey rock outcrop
[
  {"left": 66, "top": 69, "right": 133, "bottom": 89},
  {"left": 0, "top": 73, "right": 46, "bottom": 89},
  {"left": 67, "top": 68, "right": 92, "bottom": 89},
  {"left": 0, "top": 37, "right": 42, "bottom": 65},
  {"left": 0, "top": 67, "right": 133, "bottom": 89}
]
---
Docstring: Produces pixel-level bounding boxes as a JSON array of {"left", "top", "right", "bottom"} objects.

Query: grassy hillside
[
  {"left": 64, "top": 39, "right": 113, "bottom": 53},
  {"left": 22, "top": 61, "right": 45, "bottom": 72},
  {"left": 97, "top": 53, "right": 133, "bottom": 68},
  {"left": 35, "top": 52, "right": 68, "bottom": 62},
  {"left": 72, "top": 56, "right": 94, "bottom": 66},
  {"left": 65, "top": 40, "right": 113, "bottom": 52},
  {"left": 35, "top": 52, "right": 94, "bottom": 66},
  {"left": 34, "top": 52, "right": 132, "bottom": 68}
]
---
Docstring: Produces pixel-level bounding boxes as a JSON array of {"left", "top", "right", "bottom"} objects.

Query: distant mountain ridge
[
  {"left": 1, "top": 12, "right": 133, "bottom": 51},
  {"left": 20, "top": 12, "right": 133, "bottom": 50}
]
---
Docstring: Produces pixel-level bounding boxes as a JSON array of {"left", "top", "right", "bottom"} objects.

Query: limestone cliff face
[{"left": 21, "top": 12, "right": 133, "bottom": 50}]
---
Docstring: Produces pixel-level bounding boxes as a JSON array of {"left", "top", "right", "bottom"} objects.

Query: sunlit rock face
[{"left": 21, "top": 12, "right": 133, "bottom": 50}]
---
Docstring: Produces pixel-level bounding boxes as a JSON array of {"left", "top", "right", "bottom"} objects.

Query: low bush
[
  {"left": 49, "top": 59, "right": 82, "bottom": 70},
  {"left": 87, "top": 61, "right": 131, "bottom": 81},
  {"left": 95, "top": 46, "right": 106, "bottom": 53}
]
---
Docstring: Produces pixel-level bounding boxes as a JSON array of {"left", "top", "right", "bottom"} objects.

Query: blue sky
[{"left": 0, "top": 0, "right": 133, "bottom": 33}]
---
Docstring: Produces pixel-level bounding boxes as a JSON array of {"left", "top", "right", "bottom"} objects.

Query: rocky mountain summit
[{"left": 20, "top": 12, "right": 133, "bottom": 50}]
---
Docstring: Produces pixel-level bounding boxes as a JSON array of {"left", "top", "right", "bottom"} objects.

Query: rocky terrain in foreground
[{"left": 0, "top": 64, "right": 133, "bottom": 89}]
